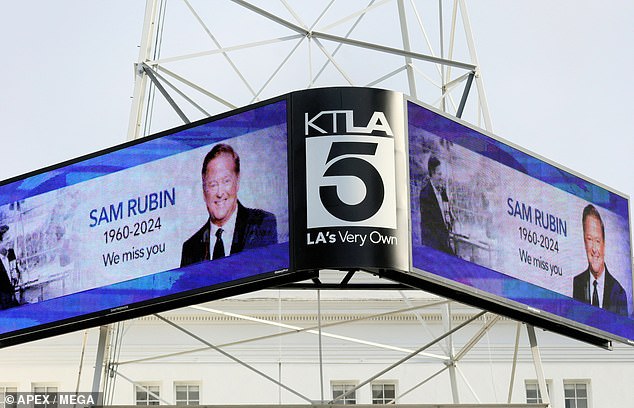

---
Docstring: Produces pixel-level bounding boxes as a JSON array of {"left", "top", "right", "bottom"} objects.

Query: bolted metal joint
[{"left": 443, "top": 358, "right": 457, "bottom": 368}]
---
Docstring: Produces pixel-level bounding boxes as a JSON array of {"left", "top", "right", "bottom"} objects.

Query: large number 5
[{"left": 319, "top": 141, "right": 385, "bottom": 222}]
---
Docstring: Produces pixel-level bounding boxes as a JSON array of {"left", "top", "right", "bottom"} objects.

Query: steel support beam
[
  {"left": 456, "top": 71, "right": 475, "bottom": 118},
  {"left": 441, "top": 304, "right": 460, "bottom": 404},
  {"left": 116, "top": 300, "right": 451, "bottom": 367},
  {"left": 188, "top": 304, "right": 448, "bottom": 359},
  {"left": 127, "top": 0, "right": 161, "bottom": 140},
  {"left": 458, "top": 0, "right": 493, "bottom": 130},
  {"left": 317, "top": 289, "right": 325, "bottom": 403},
  {"left": 397, "top": 0, "right": 417, "bottom": 98},
  {"left": 91, "top": 325, "right": 110, "bottom": 405},
  {"left": 141, "top": 63, "right": 190, "bottom": 124},
  {"left": 155, "top": 313, "right": 314, "bottom": 404},
  {"left": 108, "top": 367, "right": 171, "bottom": 405},
  {"left": 330, "top": 311, "right": 487, "bottom": 404},
  {"left": 527, "top": 325, "right": 551, "bottom": 407},
  {"left": 507, "top": 322, "right": 522, "bottom": 403},
  {"left": 312, "top": 31, "right": 476, "bottom": 71}
]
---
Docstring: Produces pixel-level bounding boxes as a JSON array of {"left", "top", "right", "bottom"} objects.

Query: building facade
[{"left": 0, "top": 286, "right": 631, "bottom": 407}]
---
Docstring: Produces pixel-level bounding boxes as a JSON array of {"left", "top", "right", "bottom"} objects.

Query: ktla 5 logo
[
  {"left": 305, "top": 114, "right": 397, "bottom": 229},
  {"left": 304, "top": 110, "right": 393, "bottom": 136}
]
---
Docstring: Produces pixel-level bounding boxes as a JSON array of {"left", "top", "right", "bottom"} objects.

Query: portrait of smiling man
[
  {"left": 572, "top": 204, "right": 628, "bottom": 316},
  {"left": 180, "top": 143, "right": 278, "bottom": 267}
]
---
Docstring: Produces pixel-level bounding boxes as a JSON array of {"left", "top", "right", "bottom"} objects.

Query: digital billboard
[
  {"left": 407, "top": 99, "right": 634, "bottom": 345},
  {"left": 0, "top": 87, "right": 631, "bottom": 349},
  {"left": 0, "top": 98, "right": 297, "bottom": 347}
]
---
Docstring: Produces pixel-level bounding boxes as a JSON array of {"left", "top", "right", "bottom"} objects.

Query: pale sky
[{"left": 0, "top": 1, "right": 632, "bottom": 242}]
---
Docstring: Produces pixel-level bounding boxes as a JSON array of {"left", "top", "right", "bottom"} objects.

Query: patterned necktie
[
  {"left": 213, "top": 228, "right": 225, "bottom": 260},
  {"left": 592, "top": 279, "right": 599, "bottom": 307}
]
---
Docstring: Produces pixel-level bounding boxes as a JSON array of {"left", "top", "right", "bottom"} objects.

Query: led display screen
[
  {"left": 0, "top": 99, "right": 292, "bottom": 346},
  {"left": 1, "top": 87, "right": 631, "bottom": 349},
  {"left": 408, "top": 99, "right": 634, "bottom": 344}
]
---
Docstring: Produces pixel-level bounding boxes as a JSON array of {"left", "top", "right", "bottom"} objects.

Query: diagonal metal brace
[
  {"left": 154, "top": 313, "right": 313, "bottom": 404},
  {"left": 330, "top": 310, "right": 487, "bottom": 404},
  {"left": 340, "top": 271, "right": 356, "bottom": 286},
  {"left": 456, "top": 70, "right": 475, "bottom": 119},
  {"left": 140, "top": 63, "right": 190, "bottom": 124}
]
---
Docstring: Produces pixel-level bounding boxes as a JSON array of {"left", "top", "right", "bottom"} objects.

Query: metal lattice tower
[
  {"left": 128, "top": 0, "right": 493, "bottom": 141},
  {"left": 110, "top": 1, "right": 553, "bottom": 407}
]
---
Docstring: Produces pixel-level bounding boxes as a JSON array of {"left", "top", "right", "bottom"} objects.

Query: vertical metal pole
[
  {"left": 526, "top": 325, "right": 550, "bottom": 406},
  {"left": 441, "top": 303, "right": 460, "bottom": 403},
  {"left": 278, "top": 290, "right": 283, "bottom": 405},
  {"left": 457, "top": 0, "right": 493, "bottom": 131},
  {"left": 127, "top": 0, "right": 160, "bottom": 141},
  {"left": 448, "top": 363, "right": 460, "bottom": 403},
  {"left": 317, "top": 288, "right": 325, "bottom": 403},
  {"left": 308, "top": 36, "right": 313, "bottom": 88},
  {"left": 397, "top": 0, "right": 417, "bottom": 98},
  {"left": 507, "top": 322, "right": 521, "bottom": 403},
  {"left": 438, "top": 0, "right": 445, "bottom": 111},
  {"left": 91, "top": 325, "right": 110, "bottom": 405},
  {"left": 75, "top": 330, "right": 89, "bottom": 394}
]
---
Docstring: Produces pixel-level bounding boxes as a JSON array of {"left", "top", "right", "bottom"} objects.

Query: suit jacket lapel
[
  {"left": 230, "top": 202, "right": 247, "bottom": 254},
  {"left": 201, "top": 223, "right": 211, "bottom": 261},
  {"left": 427, "top": 183, "right": 445, "bottom": 227},
  {"left": 582, "top": 268, "right": 591, "bottom": 303},
  {"left": 602, "top": 266, "right": 613, "bottom": 307},
  {"left": 0, "top": 260, "right": 10, "bottom": 291}
]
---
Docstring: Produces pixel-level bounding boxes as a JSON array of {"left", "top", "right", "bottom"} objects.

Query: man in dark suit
[
  {"left": 0, "top": 225, "right": 18, "bottom": 310},
  {"left": 572, "top": 204, "right": 628, "bottom": 316},
  {"left": 181, "top": 144, "right": 278, "bottom": 267},
  {"left": 419, "top": 156, "right": 453, "bottom": 254}
]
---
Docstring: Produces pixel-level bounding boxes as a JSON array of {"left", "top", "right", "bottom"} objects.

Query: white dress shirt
[
  {"left": 588, "top": 268, "right": 606, "bottom": 308},
  {"left": 208, "top": 209, "right": 238, "bottom": 258}
]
